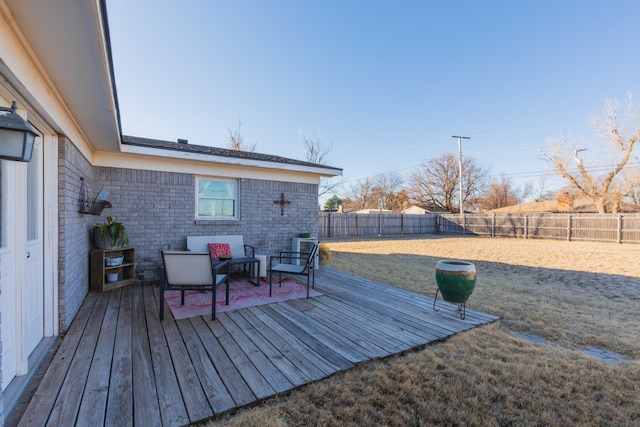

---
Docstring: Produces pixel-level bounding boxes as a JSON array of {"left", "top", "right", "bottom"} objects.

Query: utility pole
[{"left": 452, "top": 135, "right": 470, "bottom": 214}]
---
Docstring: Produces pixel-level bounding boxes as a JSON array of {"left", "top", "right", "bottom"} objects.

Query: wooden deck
[{"left": 17, "top": 268, "right": 498, "bottom": 426}]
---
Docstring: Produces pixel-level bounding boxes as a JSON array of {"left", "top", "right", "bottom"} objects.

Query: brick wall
[
  {"left": 58, "top": 137, "right": 94, "bottom": 331},
  {"left": 93, "top": 167, "right": 318, "bottom": 283}
]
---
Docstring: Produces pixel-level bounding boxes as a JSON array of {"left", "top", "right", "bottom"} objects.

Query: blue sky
[{"left": 107, "top": 1, "right": 640, "bottom": 200}]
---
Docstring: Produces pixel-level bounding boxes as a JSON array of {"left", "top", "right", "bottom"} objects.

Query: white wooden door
[
  {"left": 0, "top": 159, "right": 19, "bottom": 390},
  {"left": 0, "top": 138, "right": 45, "bottom": 391}
]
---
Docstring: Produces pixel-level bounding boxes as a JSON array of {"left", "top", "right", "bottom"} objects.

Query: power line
[{"left": 338, "top": 158, "right": 640, "bottom": 188}]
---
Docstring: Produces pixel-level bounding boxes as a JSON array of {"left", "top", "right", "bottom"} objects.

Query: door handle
[{"left": 26, "top": 251, "right": 30, "bottom": 259}]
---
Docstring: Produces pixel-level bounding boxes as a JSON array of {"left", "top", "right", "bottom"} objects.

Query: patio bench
[
  {"left": 186, "top": 234, "right": 255, "bottom": 258},
  {"left": 187, "top": 234, "right": 259, "bottom": 282}
]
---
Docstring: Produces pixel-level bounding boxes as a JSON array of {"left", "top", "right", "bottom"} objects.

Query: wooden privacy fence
[
  {"left": 318, "top": 212, "right": 640, "bottom": 244},
  {"left": 318, "top": 212, "right": 438, "bottom": 238}
]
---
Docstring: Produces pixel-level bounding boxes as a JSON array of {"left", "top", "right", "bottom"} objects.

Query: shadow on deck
[{"left": 17, "top": 268, "right": 498, "bottom": 426}]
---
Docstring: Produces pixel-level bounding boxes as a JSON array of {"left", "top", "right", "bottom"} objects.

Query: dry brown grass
[{"left": 206, "top": 236, "right": 640, "bottom": 426}]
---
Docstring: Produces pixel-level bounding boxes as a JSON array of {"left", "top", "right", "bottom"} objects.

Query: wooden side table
[{"left": 90, "top": 247, "right": 135, "bottom": 292}]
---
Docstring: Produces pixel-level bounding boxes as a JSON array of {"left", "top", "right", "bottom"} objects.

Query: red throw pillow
[{"left": 208, "top": 243, "right": 231, "bottom": 259}]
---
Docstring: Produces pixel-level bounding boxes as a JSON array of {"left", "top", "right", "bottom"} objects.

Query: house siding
[
  {"left": 93, "top": 167, "right": 318, "bottom": 283},
  {"left": 57, "top": 137, "right": 95, "bottom": 331}
]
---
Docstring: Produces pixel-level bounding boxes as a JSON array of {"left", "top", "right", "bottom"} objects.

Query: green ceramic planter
[{"left": 435, "top": 260, "right": 476, "bottom": 304}]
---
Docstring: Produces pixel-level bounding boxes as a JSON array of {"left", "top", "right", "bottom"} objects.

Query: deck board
[
  {"left": 76, "top": 289, "right": 120, "bottom": 426},
  {"left": 142, "top": 283, "right": 189, "bottom": 426},
  {"left": 218, "top": 314, "right": 294, "bottom": 393},
  {"left": 190, "top": 316, "right": 257, "bottom": 407},
  {"left": 106, "top": 286, "right": 134, "bottom": 426},
  {"left": 236, "top": 309, "right": 325, "bottom": 383},
  {"left": 131, "top": 282, "right": 162, "bottom": 427},
  {"left": 18, "top": 267, "right": 498, "bottom": 426},
  {"left": 175, "top": 318, "right": 236, "bottom": 415},
  {"left": 245, "top": 306, "right": 339, "bottom": 377},
  {"left": 17, "top": 292, "right": 98, "bottom": 427},
  {"left": 225, "top": 311, "right": 307, "bottom": 388},
  {"left": 45, "top": 291, "right": 110, "bottom": 426}
]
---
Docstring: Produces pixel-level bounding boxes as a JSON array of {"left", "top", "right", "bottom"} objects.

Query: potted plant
[{"left": 93, "top": 216, "right": 129, "bottom": 249}]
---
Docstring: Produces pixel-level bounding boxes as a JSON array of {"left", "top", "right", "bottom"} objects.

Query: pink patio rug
[{"left": 164, "top": 277, "right": 322, "bottom": 320}]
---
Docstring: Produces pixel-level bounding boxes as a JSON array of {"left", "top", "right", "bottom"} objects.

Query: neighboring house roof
[
  {"left": 488, "top": 199, "right": 560, "bottom": 214},
  {"left": 121, "top": 135, "right": 343, "bottom": 177},
  {"left": 350, "top": 208, "right": 394, "bottom": 214},
  {"left": 402, "top": 205, "right": 449, "bottom": 214},
  {"left": 487, "top": 197, "right": 640, "bottom": 214}
]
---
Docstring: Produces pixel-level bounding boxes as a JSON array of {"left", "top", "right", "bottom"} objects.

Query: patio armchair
[
  {"left": 269, "top": 243, "right": 319, "bottom": 299},
  {"left": 160, "top": 250, "right": 230, "bottom": 321}
]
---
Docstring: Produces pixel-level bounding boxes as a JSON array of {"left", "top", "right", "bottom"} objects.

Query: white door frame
[{"left": 42, "top": 134, "right": 58, "bottom": 338}]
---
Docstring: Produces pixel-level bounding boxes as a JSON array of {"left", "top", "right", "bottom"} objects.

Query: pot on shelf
[
  {"left": 93, "top": 228, "right": 125, "bottom": 250},
  {"left": 93, "top": 216, "right": 128, "bottom": 250}
]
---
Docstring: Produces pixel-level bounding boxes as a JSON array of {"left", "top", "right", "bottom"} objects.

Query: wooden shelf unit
[{"left": 90, "top": 247, "right": 135, "bottom": 292}]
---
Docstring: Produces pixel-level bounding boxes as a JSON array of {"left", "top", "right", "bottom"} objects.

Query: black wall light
[{"left": 0, "top": 101, "right": 38, "bottom": 162}]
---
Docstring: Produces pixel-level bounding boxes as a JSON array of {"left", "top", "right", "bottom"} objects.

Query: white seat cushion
[{"left": 272, "top": 263, "right": 306, "bottom": 274}]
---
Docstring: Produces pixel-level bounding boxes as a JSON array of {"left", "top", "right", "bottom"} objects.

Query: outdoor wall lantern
[{"left": 0, "top": 101, "right": 38, "bottom": 162}]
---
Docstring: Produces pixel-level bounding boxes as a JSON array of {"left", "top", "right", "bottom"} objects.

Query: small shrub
[{"left": 318, "top": 244, "right": 331, "bottom": 265}]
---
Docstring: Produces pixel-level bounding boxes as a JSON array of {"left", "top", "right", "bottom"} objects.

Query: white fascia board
[
  {"left": 95, "top": 149, "right": 326, "bottom": 185},
  {"left": 117, "top": 144, "right": 342, "bottom": 178}
]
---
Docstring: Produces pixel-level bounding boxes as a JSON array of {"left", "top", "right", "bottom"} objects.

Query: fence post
[
  {"left": 617, "top": 214, "right": 622, "bottom": 243},
  {"left": 356, "top": 214, "right": 359, "bottom": 237},
  {"left": 567, "top": 215, "right": 572, "bottom": 241},
  {"left": 462, "top": 214, "right": 466, "bottom": 235},
  {"left": 491, "top": 213, "right": 495, "bottom": 237},
  {"left": 524, "top": 215, "right": 528, "bottom": 239},
  {"left": 327, "top": 213, "right": 331, "bottom": 238}
]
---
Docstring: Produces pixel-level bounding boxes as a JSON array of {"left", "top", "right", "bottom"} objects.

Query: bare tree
[
  {"left": 386, "top": 188, "right": 410, "bottom": 212},
  {"left": 372, "top": 172, "right": 404, "bottom": 210},
  {"left": 302, "top": 130, "right": 332, "bottom": 164},
  {"left": 341, "top": 173, "right": 407, "bottom": 212},
  {"left": 532, "top": 175, "right": 557, "bottom": 201},
  {"left": 477, "top": 175, "right": 532, "bottom": 211},
  {"left": 407, "top": 153, "right": 488, "bottom": 213},
  {"left": 342, "top": 178, "right": 376, "bottom": 210},
  {"left": 226, "top": 120, "right": 257, "bottom": 152},
  {"left": 301, "top": 130, "right": 342, "bottom": 199},
  {"left": 545, "top": 95, "right": 639, "bottom": 213},
  {"left": 622, "top": 165, "right": 640, "bottom": 205}
]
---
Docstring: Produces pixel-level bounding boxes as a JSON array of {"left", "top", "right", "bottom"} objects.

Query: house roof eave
[
  {"left": 120, "top": 135, "right": 343, "bottom": 177},
  {"left": 5, "top": 0, "right": 121, "bottom": 152}
]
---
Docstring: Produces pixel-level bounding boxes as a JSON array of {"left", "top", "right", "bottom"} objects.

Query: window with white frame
[{"left": 196, "top": 177, "right": 238, "bottom": 219}]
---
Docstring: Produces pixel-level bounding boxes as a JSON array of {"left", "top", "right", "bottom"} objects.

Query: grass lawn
[{"left": 207, "top": 236, "right": 640, "bottom": 426}]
